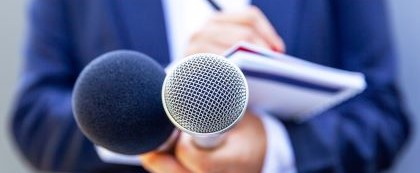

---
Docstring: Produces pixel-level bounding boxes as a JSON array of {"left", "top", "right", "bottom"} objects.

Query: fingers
[
  {"left": 175, "top": 134, "right": 205, "bottom": 173},
  {"left": 212, "top": 6, "right": 286, "bottom": 52},
  {"left": 174, "top": 114, "right": 266, "bottom": 173},
  {"left": 140, "top": 152, "right": 191, "bottom": 173},
  {"left": 206, "top": 23, "right": 271, "bottom": 49},
  {"left": 175, "top": 133, "right": 224, "bottom": 173},
  {"left": 248, "top": 7, "right": 286, "bottom": 52},
  {"left": 186, "top": 22, "right": 271, "bottom": 56},
  {"left": 184, "top": 6, "right": 286, "bottom": 57}
]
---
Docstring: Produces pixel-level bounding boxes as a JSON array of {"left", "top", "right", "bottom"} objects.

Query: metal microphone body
[{"left": 162, "top": 53, "right": 248, "bottom": 149}]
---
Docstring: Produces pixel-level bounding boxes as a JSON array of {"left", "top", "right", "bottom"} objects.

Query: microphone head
[
  {"left": 72, "top": 50, "right": 174, "bottom": 155},
  {"left": 162, "top": 53, "right": 248, "bottom": 136}
]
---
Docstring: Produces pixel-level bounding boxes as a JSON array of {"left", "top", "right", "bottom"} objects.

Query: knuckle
[
  {"left": 246, "top": 7, "right": 262, "bottom": 22},
  {"left": 243, "top": 14, "right": 255, "bottom": 25},
  {"left": 247, "top": 9, "right": 257, "bottom": 18},
  {"left": 249, "top": 6, "right": 261, "bottom": 14},
  {"left": 141, "top": 155, "right": 156, "bottom": 166}
]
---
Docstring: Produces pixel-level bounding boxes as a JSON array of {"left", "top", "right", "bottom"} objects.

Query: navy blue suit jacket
[{"left": 11, "top": 0, "right": 410, "bottom": 172}]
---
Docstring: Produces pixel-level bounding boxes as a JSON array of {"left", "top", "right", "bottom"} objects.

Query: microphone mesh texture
[{"left": 163, "top": 53, "right": 248, "bottom": 134}]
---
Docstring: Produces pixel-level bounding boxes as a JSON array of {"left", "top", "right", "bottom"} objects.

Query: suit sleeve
[
  {"left": 9, "top": 0, "right": 144, "bottom": 172},
  {"left": 283, "top": 1, "right": 411, "bottom": 172}
]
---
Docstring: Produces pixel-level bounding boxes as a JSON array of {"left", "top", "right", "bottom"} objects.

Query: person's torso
[{"left": 65, "top": 0, "right": 339, "bottom": 73}]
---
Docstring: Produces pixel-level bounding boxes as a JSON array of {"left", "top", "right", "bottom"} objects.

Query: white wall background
[{"left": 0, "top": 0, "right": 418, "bottom": 172}]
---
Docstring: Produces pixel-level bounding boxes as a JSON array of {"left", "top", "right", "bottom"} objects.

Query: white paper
[{"left": 225, "top": 42, "right": 366, "bottom": 121}]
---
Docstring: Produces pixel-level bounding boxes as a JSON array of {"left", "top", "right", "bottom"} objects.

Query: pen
[{"left": 206, "top": 0, "right": 222, "bottom": 11}]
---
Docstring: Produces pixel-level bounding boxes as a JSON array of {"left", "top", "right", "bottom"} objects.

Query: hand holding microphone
[
  {"left": 141, "top": 111, "right": 267, "bottom": 173},
  {"left": 176, "top": 112, "right": 267, "bottom": 173},
  {"left": 142, "top": 54, "right": 269, "bottom": 173}
]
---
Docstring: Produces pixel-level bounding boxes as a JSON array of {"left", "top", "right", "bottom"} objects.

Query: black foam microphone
[{"left": 72, "top": 50, "right": 175, "bottom": 155}]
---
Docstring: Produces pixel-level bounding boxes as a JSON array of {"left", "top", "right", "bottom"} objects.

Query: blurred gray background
[{"left": 0, "top": 0, "right": 418, "bottom": 172}]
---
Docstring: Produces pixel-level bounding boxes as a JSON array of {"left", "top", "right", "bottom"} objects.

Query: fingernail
[{"left": 272, "top": 46, "right": 282, "bottom": 53}]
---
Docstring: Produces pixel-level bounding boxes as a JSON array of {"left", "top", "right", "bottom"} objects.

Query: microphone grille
[{"left": 163, "top": 53, "right": 248, "bottom": 134}]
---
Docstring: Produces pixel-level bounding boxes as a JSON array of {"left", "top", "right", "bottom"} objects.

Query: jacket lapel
[
  {"left": 252, "top": 0, "right": 301, "bottom": 54},
  {"left": 114, "top": 0, "right": 170, "bottom": 66}
]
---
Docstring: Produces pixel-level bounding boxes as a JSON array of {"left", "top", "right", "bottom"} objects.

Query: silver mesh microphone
[{"left": 162, "top": 53, "right": 248, "bottom": 148}]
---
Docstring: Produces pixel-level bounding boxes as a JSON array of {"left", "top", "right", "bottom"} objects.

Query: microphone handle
[{"left": 192, "top": 134, "right": 225, "bottom": 149}]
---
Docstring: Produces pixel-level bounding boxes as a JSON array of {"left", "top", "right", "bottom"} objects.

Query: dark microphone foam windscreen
[{"left": 72, "top": 50, "right": 173, "bottom": 155}]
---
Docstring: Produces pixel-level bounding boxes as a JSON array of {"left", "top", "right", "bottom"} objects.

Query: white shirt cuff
[
  {"left": 254, "top": 109, "right": 297, "bottom": 173},
  {"left": 95, "top": 146, "right": 141, "bottom": 166}
]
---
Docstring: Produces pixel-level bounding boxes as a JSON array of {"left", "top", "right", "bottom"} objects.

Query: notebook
[{"left": 225, "top": 42, "right": 366, "bottom": 121}]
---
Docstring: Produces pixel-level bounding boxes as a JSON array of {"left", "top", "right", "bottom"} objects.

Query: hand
[
  {"left": 185, "top": 6, "right": 285, "bottom": 56},
  {"left": 139, "top": 150, "right": 191, "bottom": 173},
  {"left": 175, "top": 111, "right": 267, "bottom": 173},
  {"left": 140, "top": 111, "right": 267, "bottom": 173}
]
